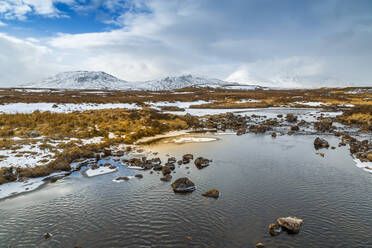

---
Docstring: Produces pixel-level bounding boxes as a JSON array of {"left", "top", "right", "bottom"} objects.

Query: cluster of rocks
[{"left": 338, "top": 134, "right": 372, "bottom": 162}]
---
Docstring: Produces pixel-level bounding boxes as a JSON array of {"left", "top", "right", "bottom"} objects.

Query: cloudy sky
[{"left": 0, "top": 0, "right": 371, "bottom": 87}]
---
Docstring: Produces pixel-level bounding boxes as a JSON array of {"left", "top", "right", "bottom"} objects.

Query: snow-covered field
[{"left": 0, "top": 102, "right": 140, "bottom": 114}]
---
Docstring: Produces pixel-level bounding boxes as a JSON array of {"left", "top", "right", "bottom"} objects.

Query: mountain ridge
[{"left": 21, "top": 71, "right": 267, "bottom": 91}]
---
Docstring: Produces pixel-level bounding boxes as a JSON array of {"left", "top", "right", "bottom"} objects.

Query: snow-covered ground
[
  {"left": 147, "top": 100, "right": 211, "bottom": 110},
  {"left": 170, "top": 137, "right": 218, "bottom": 144},
  {"left": 293, "top": 101, "right": 328, "bottom": 107},
  {"left": 0, "top": 142, "right": 57, "bottom": 168},
  {"left": 84, "top": 166, "right": 117, "bottom": 177},
  {"left": 0, "top": 171, "right": 69, "bottom": 200},
  {"left": 0, "top": 102, "right": 140, "bottom": 114},
  {"left": 353, "top": 158, "right": 372, "bottom": 174}
]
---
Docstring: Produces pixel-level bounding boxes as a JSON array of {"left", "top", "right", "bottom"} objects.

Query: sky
[{"left": 0, "top": 0, "right": 371, "bottom": 88}]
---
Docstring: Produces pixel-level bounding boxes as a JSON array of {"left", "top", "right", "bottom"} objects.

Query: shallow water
[{"left": 1, "top": 133, "right": 371, "bottom": 248}]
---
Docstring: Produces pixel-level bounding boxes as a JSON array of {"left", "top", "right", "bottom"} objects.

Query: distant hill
[{"left": 22, "top": 71, "right": 268, "bottom": 91}]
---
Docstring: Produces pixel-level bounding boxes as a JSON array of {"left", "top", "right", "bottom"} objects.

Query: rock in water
[
  {"left": 135, "top": 174, "right": 143, "bottom": 179},
  {"left": 256, "top": 243, "right": 264, "bottom": 248},
  {"left": 194, "top": 157, "right": 211, "bottom": 169},
  {"left": 268, "top": 223, "right": 281, "bottom": 236},
  {"left": 277, "top": 217, "right": 303, "bottom": 234},
  {"left": 162, "top": 165, "right": 172, "bottom": 175},
  {"left": 314, "top": 137, "right": 329, "bottom": 149},
  {"left": 171, "top": 177, "right": 196, "bottom": 193},
  {"left": 160, "top": 174, "right": 172, "bottom": 182},
  {"left": 202, "top": 189, "right": 219, "bottom": 198},
  {"left": 44, "top": 233, "right": 52, "bottom": 239}
]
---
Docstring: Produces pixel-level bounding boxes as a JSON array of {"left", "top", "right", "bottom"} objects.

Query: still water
[{"left": 0, "top": 133, "right": 371, "bottom": 248}]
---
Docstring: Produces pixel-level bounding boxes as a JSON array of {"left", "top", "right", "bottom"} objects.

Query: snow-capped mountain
[
  {"left": 22, "top": 71, "right": 266, "bottom": 91},
  {"left": 135, "top": 74, "right": 228, "bottom": 91},
  {"left": 24, "top": 71, "right": 133, "bottom": 90}
]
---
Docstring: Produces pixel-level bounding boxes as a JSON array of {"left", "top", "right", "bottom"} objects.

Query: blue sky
[{"left": 0, "top": 0, "right": 371, "bottom": 87}]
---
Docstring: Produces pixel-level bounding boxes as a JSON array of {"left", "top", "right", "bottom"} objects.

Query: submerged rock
[
  {"left": 44, "top": 233, "right": 52, "bottom": 239},
  {"left": 115, "top": 176, "right": 129, "bottom": 181},
  {"left": 314, "top": 137, "right": 329, "bottom": 149},
  {"left": 160, "top": 174, "right": 172, "bottom": 182},
  {"left": 268, "top": 223, "right": 281, "bottom": 236},
  {"left": 202, "top": 189, "right": 219, "bottom": 198},
  {"left": 277, "top": 217, "right": 303, "bottom": 234},
  {"left": 171, "top": 177, "right": 196, "bottom": 193}
]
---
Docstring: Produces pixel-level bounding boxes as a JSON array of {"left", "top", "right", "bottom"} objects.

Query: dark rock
[
  {"left": 182, "top": 154, "right": 194, "bottom": 164},
  {"left": 286, "top": 113, "right": 297, "bottom": 123},
  {"left": 168, "top": 157, "right": 177, "bottom": 163},
  {"left": 194, "top": 157, "right": 211, "bottom": 169},
  {"left": 291, "top": 125, "right": 299, "bottom": 131},
  {"left": 202, "top": 189, "right": 219, "bottom": 198},
  {"left": 314, "top": 137, "right": 329, "bottom": 149},
  {"left": 44, "top": 233, "right": 52, "bottom": 239},
  {"left": 91, "top": 164, "right": 99, "bottom": 170},
  {"left": 135, "top": 174, "right": 143, "bottom": 179},
  {"left": 2, "top": 167, "right": 17, "bottom": 181},
  {"left": 271, "top": 132, "right": 277, "bottom": 138},
  {"left": 162, "top": 165, "right": 171, "bottom": 175},
  {"left": 115, "top": 176, "right": 129, "bottom": 181},
  {"left": 171, "top": 177, "right": 196, "bottom": 193},
  {"left": 109, "top": 165, "right": 116, "bottom": 170}
]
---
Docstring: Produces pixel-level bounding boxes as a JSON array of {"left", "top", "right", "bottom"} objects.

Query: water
[{"left": 1, "top": 133, "right": 371, "bottom": 248}]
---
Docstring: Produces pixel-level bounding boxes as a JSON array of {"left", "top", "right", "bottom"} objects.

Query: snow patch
[
  {"left": 84, "top": 166, "right": 117, "bottom": 177},
  {"left": 0, "top": 102, "right": 140, "bottom": 114}
]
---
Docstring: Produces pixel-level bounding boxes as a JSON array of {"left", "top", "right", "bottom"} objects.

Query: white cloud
[
  {"left": 0, "top": 0, "right": 372, "bottom": 87},
  {"left": 226, "top": 57, "right": 327, "bottom": 88},
  {"left": 0, "top": 0, "right": 75, "bottom": 19},
  {"left": 0, "top": 33, "right": 67, "bottom": 85},
  {"left": 0, "top": 21, "right": 7, "bottom": 26}
]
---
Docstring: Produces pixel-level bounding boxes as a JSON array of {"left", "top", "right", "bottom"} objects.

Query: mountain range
[{"left": 22, "top": 71, "right": 267, "bottom": 91}]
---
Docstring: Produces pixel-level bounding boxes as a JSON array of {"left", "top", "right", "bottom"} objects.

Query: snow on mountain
[
  {"left": 135, "top": 74, "right": 227, "bottom": 91},
  {"left": 22, "top": 71, "right": 266, "bottom": 91},
  {"left": 24, "top": 71, "right": 133, "bottom": 90}
]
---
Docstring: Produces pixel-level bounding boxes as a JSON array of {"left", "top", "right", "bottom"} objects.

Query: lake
[{"left": 1, "top": 133, "right": 371, "bottom": 248}]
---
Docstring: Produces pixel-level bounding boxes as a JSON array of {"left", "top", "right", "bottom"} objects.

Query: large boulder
[
  {"left": 277, "top": 217, "right": 303, "bottom": 234},
  {"left": 202, "top": 189, "right": 219, "bottom": 198},
  {"left": 314, "top": 137, "right": 329, "bottom": 149},
  {"left": 194, "top": 157, "right": 211, "bottom": 169},
  {"left": 171, "top": 177, "right": 196, "bottom": 193}
]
